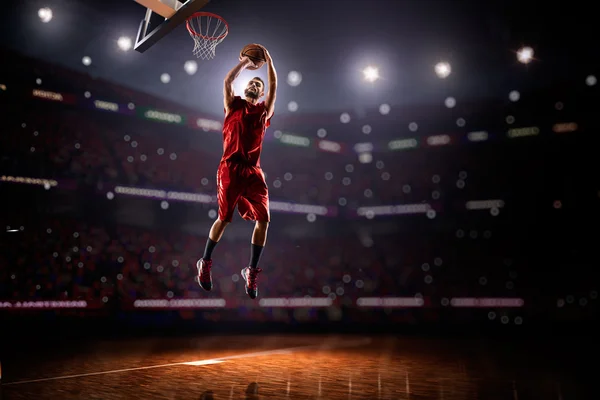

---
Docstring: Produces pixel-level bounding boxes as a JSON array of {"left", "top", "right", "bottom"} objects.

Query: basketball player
[{"left": 196, "top": 45, "right": 277, "bottom": 299}]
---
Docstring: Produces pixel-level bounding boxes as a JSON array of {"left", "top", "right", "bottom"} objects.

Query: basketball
[{"left": 240, "top": 44, "right": 266, "bottom": 70}]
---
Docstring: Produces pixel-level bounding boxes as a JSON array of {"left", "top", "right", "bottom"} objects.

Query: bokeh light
[
  {"left": 117, "top": 36, "right": 132, "bottom": 51},
  {"left": 38, "top": 8, "right": 53, "bottom": 23},
  {"left": 435, "top": 62, "right": 451, "bottom": 78},
  {"left": 184, "top": 60, "right": 198, "bottom": 75},
  {"left": 287, "top": 71, "right": 302, "bottom": 86},
  {"left": 516, "top": 46, "right": 534, "bottom": 64}
]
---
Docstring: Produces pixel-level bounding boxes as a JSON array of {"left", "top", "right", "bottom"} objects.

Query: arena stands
[{"left": 1, "top": 47, "right": 598, "bottom": 329}]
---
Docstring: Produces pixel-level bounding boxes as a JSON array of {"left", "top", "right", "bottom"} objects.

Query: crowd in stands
[
  {"left": 1, "top": 213, "right": 597, "bottom": 324},
  {"left": 1, "top": 94, "right": 543, "bottom": 212},
  {"left": 0, "top": 216, "right": 510, "bottom": 302}
]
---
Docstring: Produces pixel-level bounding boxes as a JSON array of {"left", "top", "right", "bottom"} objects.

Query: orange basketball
[{"left": 240, "top": 44, "right": 266, "bottom": 70}]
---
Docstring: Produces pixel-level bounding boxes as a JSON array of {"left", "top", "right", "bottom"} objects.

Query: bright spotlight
[
  {"left": 435, "top": 62, "right": 451, "bottom": 78},
  {"left": 363, "top": 66, "right": 379, "bottom": 82},
  {"left": 517, "top": 46, "right": 534, "bottom": 64},
  {"left": 117, "top": 36, "right": 132, "bottom": 51},
  {"left": 184, "top": 60, "right": 198, "bottom": 75},
  {"left": 82, "top": 56, "right": 92, "bottom": 66},
  {"left": 38, "top": 7, "right": 53, "bottom": 23}
]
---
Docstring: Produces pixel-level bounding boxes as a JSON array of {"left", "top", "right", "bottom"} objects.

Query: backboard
[{"left": 133, "top": 0, "right": 210, "bottom": 53}]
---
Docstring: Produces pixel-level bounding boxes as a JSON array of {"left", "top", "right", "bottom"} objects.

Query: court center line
[{"left": 3, "top": 338, "right": 371, "bottom": 386}]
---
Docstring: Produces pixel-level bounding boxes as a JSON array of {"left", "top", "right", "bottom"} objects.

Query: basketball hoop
[{"left": 186, "top": 12, "right": 229, "bottom": 60}]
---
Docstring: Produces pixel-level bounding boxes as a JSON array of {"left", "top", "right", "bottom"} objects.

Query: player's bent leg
[
  {"left": 198, "top": 162, "right": 241, "bottom": 292},
  {"left": 209, "top": 219, "right": 230, "bottom": 244},
  {"left": 238, "top": 197, "right": 269, "bottom": 299},
  {"left": 239, "top": 167, "right": 270, "bottom": 299}
]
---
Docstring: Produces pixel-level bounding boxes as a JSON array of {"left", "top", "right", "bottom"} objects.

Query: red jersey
[{"left": 221, "top": 96, "right": 272, "bottom": 166}]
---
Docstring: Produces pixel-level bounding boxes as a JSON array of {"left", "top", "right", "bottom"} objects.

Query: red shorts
[{"left": 216, "top": 161, "right": 270, "bottom": 223}]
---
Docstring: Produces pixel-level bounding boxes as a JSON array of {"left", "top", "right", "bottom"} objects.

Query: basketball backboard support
[{"left": 133, "top": 0, "right": 210, "bottom": 53}]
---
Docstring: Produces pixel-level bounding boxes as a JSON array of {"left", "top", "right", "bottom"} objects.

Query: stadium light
[
  {"left": 517, "top": 46, "right": 534, "bottom": 64},
  {"left": 38, "top": 8, "right": 53, "bottom": 23},
  {"left": 117, "top": 36, "right": 133, "bottom": 51},
  {"left": 363, "top": 66, "right": 379, "bottom": 82},
  {"left": 435, "top": 62, "right": 451, "bottom": 78}
]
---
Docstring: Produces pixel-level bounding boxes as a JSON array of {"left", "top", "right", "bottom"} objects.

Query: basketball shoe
[
  {"left": 196, "top": 258, "right": 213, "bottom": 291},
  {"left": 241, "top": 266, "right": 262, "bottom": 299}
]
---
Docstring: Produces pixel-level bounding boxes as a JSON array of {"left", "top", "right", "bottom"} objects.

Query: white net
[{"left": 186, "top": 13, "right": 229, "bottom": 60}]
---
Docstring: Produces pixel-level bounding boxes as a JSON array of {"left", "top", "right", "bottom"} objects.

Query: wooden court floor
[{"left": 0, "top": 334, "right": 591, "bottom": 399}]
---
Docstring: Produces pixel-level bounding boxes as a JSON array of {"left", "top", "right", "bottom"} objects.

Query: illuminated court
[{"left": 0, "top": 334, "right": 592, "bottom": 399}]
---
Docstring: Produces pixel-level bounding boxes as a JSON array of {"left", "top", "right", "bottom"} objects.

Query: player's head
[{"left": 244, "top": 77, "right": 265, "bottom": 100}]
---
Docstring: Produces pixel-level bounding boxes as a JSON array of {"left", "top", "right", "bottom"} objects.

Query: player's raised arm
[
  {"left": 224, "top": 57, "right": 253, "bottom": 113},
  {"left": 260, "top": 47, "right": 277, "bottom": 120}
]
